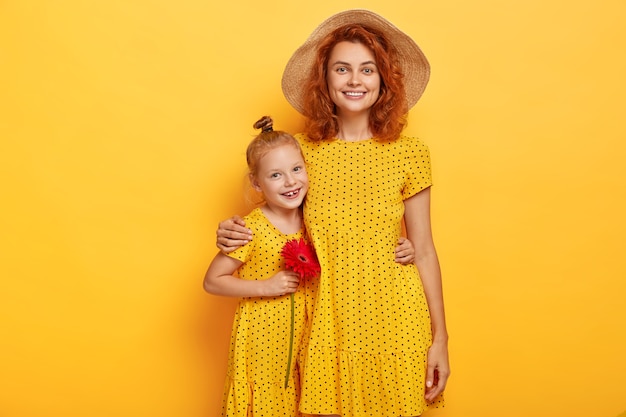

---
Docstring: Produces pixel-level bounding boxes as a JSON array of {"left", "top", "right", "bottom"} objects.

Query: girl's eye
[
  {"left": 336, "top": 67, "right": 347, "bottom": 73},
  {"left": 363, "top": 68, "right": 373, "bottom": 74},
  {"left": 271, "top": 173, "right": 280, "bottom": 178},
  {"left": 293, "top": 166, "right": 301, "bottom": 172}
]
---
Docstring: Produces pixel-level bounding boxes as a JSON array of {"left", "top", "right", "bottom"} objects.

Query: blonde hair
[{"left": 246, "top": 116, "right": 303, "bottom": 177}]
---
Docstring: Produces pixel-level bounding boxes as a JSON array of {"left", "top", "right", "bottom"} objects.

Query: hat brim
[{"left": 281, "top": 9, "right": 430, "bottom": 115}]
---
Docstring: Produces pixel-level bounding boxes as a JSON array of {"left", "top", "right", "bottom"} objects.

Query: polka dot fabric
[
  {"left": 297, "top": 134, "right": 444, "bottom": 417},
  {"left": 223, "top": 208, "right": 307, "bottom": 417}
]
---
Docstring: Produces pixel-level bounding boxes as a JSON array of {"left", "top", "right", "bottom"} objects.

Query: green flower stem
[{"left": 285, "top": 293, "right": 295, "bottom": 389}]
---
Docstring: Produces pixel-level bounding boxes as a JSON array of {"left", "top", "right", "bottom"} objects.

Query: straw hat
[{"left": 281, "top": 9, "right": 430, "bottom": 115}]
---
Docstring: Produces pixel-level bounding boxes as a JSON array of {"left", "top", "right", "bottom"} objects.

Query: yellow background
[{"left": 1, "top": 0, "right": 625, "bottom": 416}]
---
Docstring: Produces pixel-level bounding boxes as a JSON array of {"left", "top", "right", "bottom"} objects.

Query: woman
[{"left": 217, "top": 10, "right": 449, "bottom": 417}]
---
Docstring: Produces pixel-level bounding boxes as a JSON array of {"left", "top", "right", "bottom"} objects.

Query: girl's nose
[{"left": 284, "top": 173, "right": 296, "bottom": 185}]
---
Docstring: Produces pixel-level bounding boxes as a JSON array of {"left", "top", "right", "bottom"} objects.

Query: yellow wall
[{"left": 1, "top": 1, "right": 625, "bottom": 416}]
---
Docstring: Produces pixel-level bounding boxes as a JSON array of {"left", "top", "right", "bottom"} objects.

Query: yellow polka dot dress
[
  {"left": 223, "top": 208, "right": 307, "bottom": 417},
  {"left": 296, "top": 134, "right": 443, "bottom": 417}
]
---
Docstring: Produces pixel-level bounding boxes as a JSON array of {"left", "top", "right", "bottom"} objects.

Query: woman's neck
[
  {"left": 336, "top": 112, "right": 372, "bottom": 142},
  {"left": 260, "top": 205, "right": 302, "bottom": 235}
]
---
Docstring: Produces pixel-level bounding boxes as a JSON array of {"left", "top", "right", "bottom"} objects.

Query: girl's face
[
  {"left": 326, "top": 41, "right": 381, "bottom": 117},
  {"left": 251, "top": 144, "right": 309, "bottom": 212}
]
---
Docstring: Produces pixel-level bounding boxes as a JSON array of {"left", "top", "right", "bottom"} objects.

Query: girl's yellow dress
[
  {"left": 222, "top": 208, "right": 307, "bottom": 417},
  {"left": 297, "top": 134, "right": 444, "bottom": 417}
]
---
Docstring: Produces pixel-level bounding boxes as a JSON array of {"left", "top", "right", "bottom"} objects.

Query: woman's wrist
[{"left": 431, "top": 328, "right": 449, "bottom": 344}]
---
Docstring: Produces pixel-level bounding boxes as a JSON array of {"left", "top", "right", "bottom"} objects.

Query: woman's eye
[
  {"left": 363, "top": 68, "right": 373, "bottom": 74},
  {"left": 337, "top": 67, "right": 347, "bottom": 73}
]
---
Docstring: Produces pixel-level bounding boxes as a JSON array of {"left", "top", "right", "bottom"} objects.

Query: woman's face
[{"left": 326, "top": 41, "right": 381, "bottom": 117}]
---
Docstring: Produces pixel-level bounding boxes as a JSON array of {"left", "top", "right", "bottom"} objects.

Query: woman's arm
[
  {"left": 403, "top": 187, "right": 450, "bottom": 402},
  {"left": 217, "top": 215, "right": 415, "bottom": 262},
  {"left": 216, "top": 216, "right": 252, "bottom": 253},
  {"left": 204, "top": 252, "right": 300, "bottom": 298}
]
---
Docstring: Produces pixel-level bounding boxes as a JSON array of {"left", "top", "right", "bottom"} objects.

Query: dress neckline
[{"left": 333, "top": 137, "right": 375, "bottom": 144}]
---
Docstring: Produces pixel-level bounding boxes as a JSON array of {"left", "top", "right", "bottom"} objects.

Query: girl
[
  {"left": 216, "top": 10, "right": 450, "bottom": 417},
  {"left": 204, "top": 116, "right": 309, "bottom": 417}
]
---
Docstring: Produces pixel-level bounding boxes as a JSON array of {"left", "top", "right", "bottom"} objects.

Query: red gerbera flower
[
  {"left": 280, "top": 237, "right": 320, "bottom": 389},
  {"left": 281, "top": 238, "right": 321, "bottom": 279}
]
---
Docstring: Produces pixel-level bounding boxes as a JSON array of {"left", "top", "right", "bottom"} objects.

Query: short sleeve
[
  {"left": 401, "top": 138, "right": 433, "bottom": 200},
  {"left": 225, "top": 214, "right": 255, "bottom": 264},
  {"left": 226, "top": 239, "right": 254, "bottom": 264}
]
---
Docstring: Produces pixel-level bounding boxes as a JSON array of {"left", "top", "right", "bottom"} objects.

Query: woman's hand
[
  {"left": 216, "top": 216, "right": 252, "bottom": 253},
  {"left": 263, "top": 271, "right": 300, "bottom": 297},
  {"left": 424, "top": 340, "right": 450, "bottom": 403},
  {"left": 394, "top": 237, "right": 415, "bottom": 264}
]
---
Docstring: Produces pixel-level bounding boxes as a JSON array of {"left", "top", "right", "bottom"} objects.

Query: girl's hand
[
  {"left": 394, "top": 237, "right": 415, "bottom": 264},
  {"left": 216, "top": 216, "right": 252, "bottom": 253},
  {"left": 263, "top": 271, "right": 300, "bottom": 297},
  {"left": 425, "top": 340, "right": 450, "bottom": 403}
]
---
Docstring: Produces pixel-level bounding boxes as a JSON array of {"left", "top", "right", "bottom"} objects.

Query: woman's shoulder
[
  {"left": 382, "top": 135, "right": 430, "bottom": 153},
  {"left": 381, "top": 136, "right": 431, "bottom": 168},
  {"left": 294, "top": 133, "right": 315, "bottom": 146},
  {"left": 295, "top": 133, "right": 335, "bottom": 144},
  {"left": 396, "top": 134, "right": 428, "bottom": 146},
  {"left": 294, "top": 133, "right": 329, "bottom": 157}
]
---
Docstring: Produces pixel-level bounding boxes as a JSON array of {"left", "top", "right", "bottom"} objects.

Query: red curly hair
[{"left": 302, "top": 24, "right": 408, "bottom": 142}]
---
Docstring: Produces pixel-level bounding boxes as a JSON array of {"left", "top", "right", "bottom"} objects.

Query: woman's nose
[{"left": 347, "top": 73, "right": 360, "bottom": 86}]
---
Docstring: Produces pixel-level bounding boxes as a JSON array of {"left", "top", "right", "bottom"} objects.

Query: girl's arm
[
  {"left": 403, "top": 186, "right": 450, "bottom": 402},
  {"left": 204, "top": 252, "right": 300, "bottom": 298},
  {"left": 395, "top": 237, "right": 415, "bottom": 264}
]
